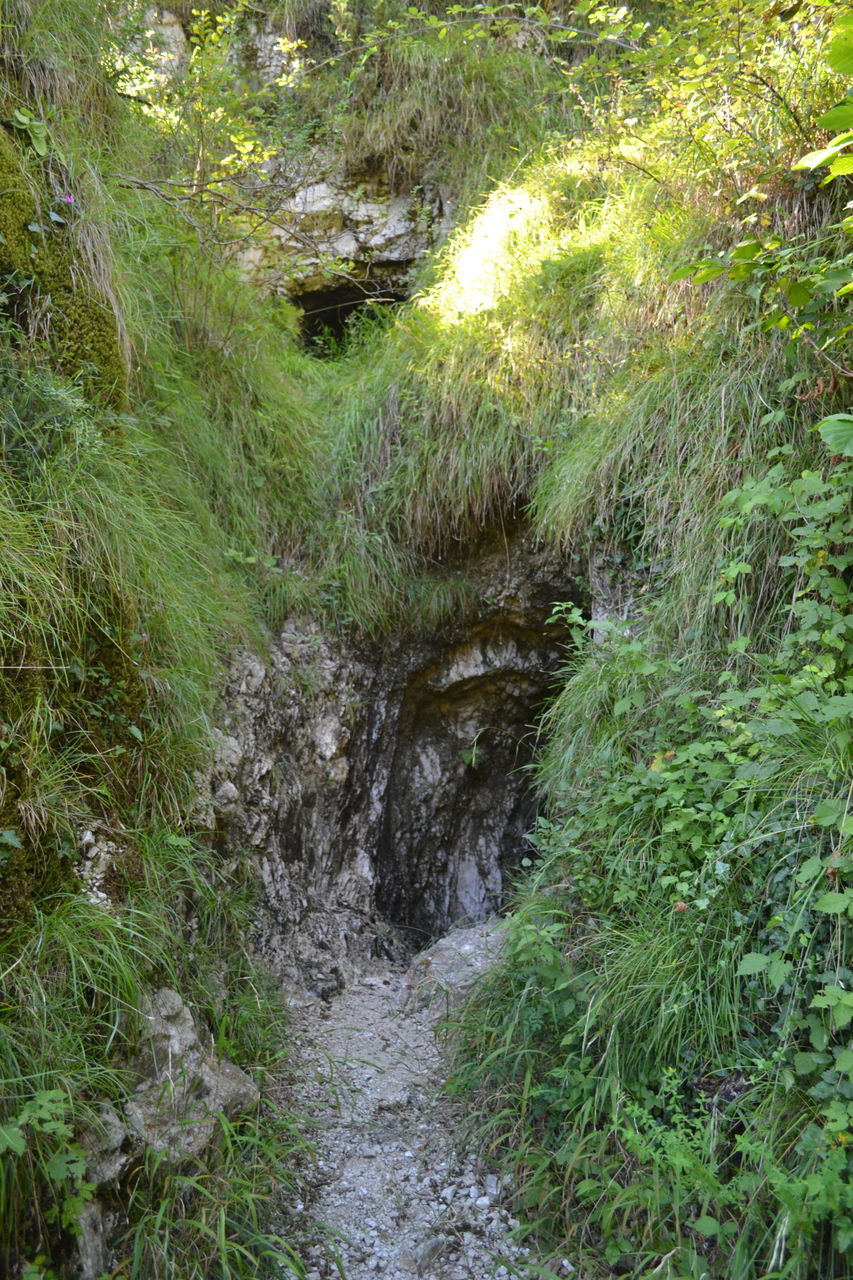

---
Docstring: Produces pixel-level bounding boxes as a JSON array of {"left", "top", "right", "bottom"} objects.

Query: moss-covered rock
[{"left": 0, "top": 123, "right": 126, "bottom": 404}]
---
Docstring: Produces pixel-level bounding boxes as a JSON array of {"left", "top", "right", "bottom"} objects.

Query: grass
[
  {"left": 272, "top": 7, "right": 580, "bottom": 196},
  {"left": 0, "top": 1, "right": 850, "bottom": 1276},
  {"left": 0, "top": 830, "right": 317, "bottom": 1279}
]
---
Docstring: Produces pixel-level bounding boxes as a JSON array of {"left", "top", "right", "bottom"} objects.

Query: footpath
[{"left": 289, "top": 923, "right": 577, "bottom": 1280}]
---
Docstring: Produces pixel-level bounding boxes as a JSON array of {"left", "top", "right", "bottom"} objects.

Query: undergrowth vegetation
[
  {"left": 0, "top": 0, "right": 851, "bottom": 1275},
  {"left": 445, "top": 6, "right": 853, "bottom": 1280}
]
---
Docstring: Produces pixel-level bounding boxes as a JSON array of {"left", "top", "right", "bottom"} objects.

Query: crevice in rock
[{"left": 374, "top": 619, "right": 560, "bottom": 945}]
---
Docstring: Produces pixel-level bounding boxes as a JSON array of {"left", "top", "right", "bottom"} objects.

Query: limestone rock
[
  {"left": 400, "top": 919, "right": 508, "bottom": 1016},
  {"left": 197, "top": 522, "right": 582, "bottom": 990},
  {"left": 74, "top": 822, "right": 131, "bottom": 909},
  {"left": 125, "top": 987, "right": 260, "bottom": 1162},
  {"left": 142, "top": 7, "right": 189, "bottom": 80},
  {"left": 245, "top": 167, "right": 452, "bottom": 300},
  {"left": 588, "top": 547, "right": 643, "bottom": 641},
  {"left": 82, "top": 1105, "right": 129, "bottom": 1186},
  {"left": 82, "top": 988, "right": 259, "bottom": 1188}
]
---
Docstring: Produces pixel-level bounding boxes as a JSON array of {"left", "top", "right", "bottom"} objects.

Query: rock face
[
  {"left": 143, "top": 10, "right": 453, "bottom": 329},
  {"left": 199, "top": 524, "right": 580, "bottom": 989},
  {"left": 82, "top": 988, "right": 259, "bottom": 1186},
  {"left": 124, "top": 988, "right": 260, "bottom": 1161},
  {"left": 400, "top": 918, "right": 509, "bottom": 1015},
  {"left": 261, "top": 170, "right": 451, "bottom": 301},
  {"left": 78, "top": 987, "right": 259, "bottom": 1280}
]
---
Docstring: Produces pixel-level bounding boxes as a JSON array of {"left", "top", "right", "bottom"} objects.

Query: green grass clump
[
  {"left": 1, "top": 1, "right": 851, "bottom": 1277},
  {"left": 335, "top": 24, "right": 574, "bottom": 190},
  {"left": 270, "top": 3, "right": 580, "bottom": 195},
  {"left": 0, "top": 829, "right": 314, "bottom": 1279},
  {"left": 450, "top": 454, "right": 853, "bottom": 1274},
  {"left": 433, "top": 8, "right": 853, "bottom": 1280}
]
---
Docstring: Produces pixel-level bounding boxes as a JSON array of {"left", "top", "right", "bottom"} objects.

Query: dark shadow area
[
  {"left": 294, "top": 281, "right": 409, "bottom": 353},
  {"left": 373, "top": 617, "right": 565, "bottom": 946}
]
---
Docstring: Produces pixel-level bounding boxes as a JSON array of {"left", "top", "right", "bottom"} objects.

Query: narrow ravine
[{"left": 286, "top": 924, "right": 576, "bottom": 1280}]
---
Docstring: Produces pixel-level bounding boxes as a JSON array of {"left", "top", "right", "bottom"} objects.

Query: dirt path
[{"left": 289, "top": 925, "right": 576, "bottom": 1280}]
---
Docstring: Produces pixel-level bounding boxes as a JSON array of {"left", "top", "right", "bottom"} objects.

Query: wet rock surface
[
  {"left": 197, "top": 523, "right": 581, "bottom": 989},
  {"left": 288, "top": 923, "right": 576, "bottom": 1280}
]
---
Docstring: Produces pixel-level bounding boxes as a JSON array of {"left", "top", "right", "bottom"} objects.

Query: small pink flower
[{"left": 60, "top": 193, "right": 74, "bottom": 204}]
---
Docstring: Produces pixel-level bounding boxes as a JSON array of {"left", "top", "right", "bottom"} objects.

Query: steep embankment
[{"left": 0, "top": 2, "right": 851, "bottom": 1279}]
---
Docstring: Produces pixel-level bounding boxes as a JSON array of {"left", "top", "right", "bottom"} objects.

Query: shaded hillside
[{"left": 0, "top": 1, "right": 850, "bottom": 1277}]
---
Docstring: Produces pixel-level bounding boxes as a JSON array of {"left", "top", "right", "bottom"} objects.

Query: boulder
[{"left": 83, "top": 987, "right": 259, "bottom": 1186}]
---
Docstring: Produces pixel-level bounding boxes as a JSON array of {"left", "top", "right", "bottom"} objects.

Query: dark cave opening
[
  {"left": 372, "top": 622, "right": 564, "bottom": 948},
  {"left": 294, "top": 281, "right": 409, "bottom": 352}
]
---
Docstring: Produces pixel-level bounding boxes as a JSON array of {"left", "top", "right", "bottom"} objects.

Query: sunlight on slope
[{"left": 427, "top": 184, "right": 550, "bottom": 319}]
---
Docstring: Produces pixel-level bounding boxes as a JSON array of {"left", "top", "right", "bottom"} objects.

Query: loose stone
[{"left": 284, "top": 925, "right": 574, "bottom": 1280}]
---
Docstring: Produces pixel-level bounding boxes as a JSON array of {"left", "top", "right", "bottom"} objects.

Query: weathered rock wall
[
  {"left": 197, "top": 525, "right": 581, "bottom": 991},
  {"left": 144, "top": 9, "right": 453, "bottom": 316}
]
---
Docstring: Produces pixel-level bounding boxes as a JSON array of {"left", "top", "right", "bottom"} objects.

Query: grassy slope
[
  {"left": 438, "top": 9, "right": 853, "bottom": 1280},
  {"left": 0, "top": 0, "right": 850, "bottom": 1277}
]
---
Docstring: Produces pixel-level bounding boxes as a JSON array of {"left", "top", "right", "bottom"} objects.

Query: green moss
[
  {"left": 0, "top": 125, "right": 36, "bottom": 274},
  {"left": 50, "top": 287, "right": 127, "bottom": 408},
  {"left": 0, "top": 844, "right": 77, "bottom": 937},
  {"left": 0, "top": 124, "right": 125, "bottom": 404}
]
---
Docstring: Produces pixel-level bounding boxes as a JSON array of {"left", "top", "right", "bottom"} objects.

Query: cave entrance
[
  {"left": 372, "top": 618, "right": 566, "bottom": 950},
  {"left": 294, "top": 281, "right": 408, "bottom": 354}
]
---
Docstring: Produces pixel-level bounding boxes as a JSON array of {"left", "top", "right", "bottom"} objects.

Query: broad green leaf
[
  {"left": 670, "top": 264, "right": 696, "bottom": 281},
  {"left": 829, "top": 154, "right": 853, "bottom": 177},
  {"left": 0, "top": 1124, "right": 26, "bottom": 1156},
  {"left": 693, "top": 264, "right": 726, "bottom": 283},
  {"left": 812, "top": 986, "right": 853, "bottom": 1008},
  {"left": 828, "top": 36, "right": 853, "bottom": 77},
  {"left": 694, "top": 1216, "right": 719, "bottom": 1237},
  {"left": 767, "top": 955, "right": 793, "bottom": 990},
  {"left": 813, "top": 798, "right": 844, "bottom": 827},
  {"left": 0, "top": 829, "right": 22, "bottom": 848},
  {"left": 786, "top": 281, "right": 813, "bottom": 307},
  {"left": 817, "top": 415, "right": 853, "bottom": 456},
  {"left": 45, "top": 1149, "right": 86, "bottom": 1182},
  {"left": 817, "top": 102, "right": 853, "bottom": 130},
  {"left": 795, "top": 855, "right": 824, "bottom": 884},
  {"left": 737, "top": 952, "right": 770, "bottom": 976},
  {"left": 814, "top": 892, "right": 850, "bottom": 914},
  {"left": 835, "top": 1048, "right": 853, "bottom": 1073},
  {"left": 793, "top": 1051, "right": 826, "bottom": 1075},
  {"left": 730, "top": 239, "right": 762, "bottom": 261},
  {"left": 794, "top": 136, "right": 853, "bottom": 170}
]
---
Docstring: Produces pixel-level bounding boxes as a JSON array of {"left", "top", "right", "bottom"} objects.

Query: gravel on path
[{"left": 288, "top": 926, "right": 576, "bottom": 1280}]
